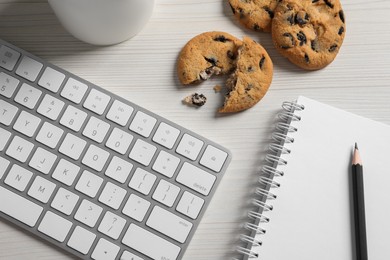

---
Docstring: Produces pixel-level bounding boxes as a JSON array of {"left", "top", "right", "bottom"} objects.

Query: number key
[
  {"left": 82, "top": 116, "right": 110, "bottom": 143},
  {"left": 37, "top": 94, "right": 65, "bottom": 121},
  {"left": 0, "top": 72, "right": 19, "bottom": 98},
  {"left": 14, "top": 83, "right": 42, "bottom": 109},
  {"left": 60, "top": 105, "right": 87, "bottom": 132}
]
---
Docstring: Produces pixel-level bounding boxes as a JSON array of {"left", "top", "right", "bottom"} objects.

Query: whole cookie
[
  {"left": 177, "top": 32, "right": 242, "bottom": 85},
  {"left": 219, "top": 36, "right": 273, "bottom": 113},
  {"left": 229, "top": 0, "right": 280, "bottom": 32},
  {"left": 272, "top": 0, "right": 346, "bottom": 70}
]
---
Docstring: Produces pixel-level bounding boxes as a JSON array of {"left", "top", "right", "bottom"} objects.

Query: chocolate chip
[
  {"left": 297, "top": 31, "right": 307, "bottom": 46},
  {"left": 239, "top": 8, "right": 245, "bottom": 19},
  {"left": 229, "top": 3, "right": 236, "bottom": 14},
  {"left": 287, "top": 14, "right": 295, "bottom": 25},
  {"left": 263, "top": 6, "right": 274, "bottom": 18},
  {"left": 214, "top": 35, "right": 229, "bottom": 42},
  {"left": 295, "top": 11, "right": 309, "bottom": 26},
  {"left": 328, "top": 44, "right": 338, "bottom": 52},
  {"left": 245, "top": 84, "right": 253, "bottom": 92},
  {"left": 204, "top": 57, "right": 217, "bottom": 66},
  {"left": 339, "top": 10, "right": 345, "bottom": 23},
  {"left": 304, "top": 53, "right": 310, "bottom": 63},
  {"left": 312, "top": 0, "right": 319, "bottom": 3},
  {"left": 247, "top": 66, "right": 254, "bottom": 72},
  {"left": 191, "top": 93, "right": 207, "bottom": 107},
  {"left": 338, "top": 26, "right": 344, "bottom": 35},
  {"left": 282, "top": 32, "right": 295, "bottom": 48},
  {"left": 259, "top": 56, "right": 265, "bottom": 70},
  {"left": 311, "top": 39, "right": 319, "bottom": 52},
  {"left": 324, "top": 0, "right": 334, "bottom": 8},
  {"left": 227, "top": 50, "right": 236, "bottom": 60},
  {"left": 253, "top": 23, "right": 261, "bottom": 31}
]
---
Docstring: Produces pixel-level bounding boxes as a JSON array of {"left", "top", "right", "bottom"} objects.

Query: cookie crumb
[
  {"left": 213, "top": 85, "right": 222, "bottom": 93},
  {"left": 183, "top": 93, "right": 207, "bottom": 107}
]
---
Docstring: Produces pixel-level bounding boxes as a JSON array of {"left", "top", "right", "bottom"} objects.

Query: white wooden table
[{"left": 0, "top": 0, "right": 389, "bottom": 259}]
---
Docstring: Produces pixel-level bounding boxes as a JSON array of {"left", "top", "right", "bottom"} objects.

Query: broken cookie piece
[
  {"left": 183, "top": 93, "right": 207, "bottom": 107},
  {"left": 177, "top": 31, "right": 242, "bottom": 85},
  {"left": 219, "top": 36, "right": 273, "bottom": 113}
]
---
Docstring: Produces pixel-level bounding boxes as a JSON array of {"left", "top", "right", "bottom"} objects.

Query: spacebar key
[
  {"left": 122, "top": 224, "right": 181, "bottom": 260},
  {"left": 0, "top": 187, "right": 43, "bottom": 227}
]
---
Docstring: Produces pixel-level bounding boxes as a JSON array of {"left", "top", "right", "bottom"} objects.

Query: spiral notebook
[{"left": 236, "top": 96, "right": 390, "bottom": 260}]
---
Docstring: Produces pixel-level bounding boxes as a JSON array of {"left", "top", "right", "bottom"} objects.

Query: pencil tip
[{"left": 355, "top": 142, "right": 358, "bottom": 150}]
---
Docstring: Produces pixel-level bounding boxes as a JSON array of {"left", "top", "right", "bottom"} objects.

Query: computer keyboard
[{"left": 0, "top": 38, "right": 231, "bottom": 260}]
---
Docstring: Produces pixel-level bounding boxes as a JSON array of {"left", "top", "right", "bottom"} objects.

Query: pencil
[{"left": 352, "top": 143, "right": 368, "bottom": 260}]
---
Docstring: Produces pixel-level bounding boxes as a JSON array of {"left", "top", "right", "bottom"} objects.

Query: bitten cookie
[
  {"left": 229, "top": 0, "right": 280, "bottom": 32},
  {"left": 177, "top": 31, "right": 242, "bottom": 85},
  {"left": 219, "top": 36, "right": 273, "bottom": 113},
  {"left": 272, "top": 0, "right": 346, "bottom": 70}
]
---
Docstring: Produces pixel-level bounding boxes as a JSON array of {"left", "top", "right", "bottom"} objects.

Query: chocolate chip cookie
[
  {"left": 272, "top": 0, "right": 346, "bottom": 70},
  {"left": 177, "top": 31, "right": 242, "bottom": 85},
  {"left": 219, "top": 36, "right": 273, "bottom": 113},
  {"left": 229, "top": 0, "right": 280, "bottom": 32}
]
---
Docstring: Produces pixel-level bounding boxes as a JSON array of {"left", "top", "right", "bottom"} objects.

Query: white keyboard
[{"left": 0, "top": 39, "right": 231, "bottom": 260}]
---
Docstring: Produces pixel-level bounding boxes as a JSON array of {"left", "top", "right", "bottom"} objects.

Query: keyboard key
[
  {"left": 27, "top": 176, "right": 56, "bottom": 203},
  {"left": 105, "top": 127, "right": 133, "bottom": 155},
  {"left": 4, "top": 164, "right": 33, "bottom": 192},
  {"left": 129, "top": 111, "right": 156, "bottom": 138},
  {"left": 98, "top": 182, "right": 127, "bottom": 210},
  {"left": 82, "top": 116, "right": 110, "bottom": 143},
  {"left": 15, "top": 56, "right": 43, "bottom": 82},
  {"left": 74, "top": 199, "right": 103, "bottom": 227},
  {"left": 37, "top": 94, "right": 65, "bottom": 120},
  {"left": 176, "top": 191, "right": 204, "bottom": 220},
  {"left": 152, "top": 179, "right": 180, "bottom": 207},
  {"left": 105, "top": 156, "right": 133, "bottom": 184},
  {"left": 0, "top": 45, "right": 20, "bottom": 71},
  {"left": 0, "top": 156, "right": 10, "bottom": 179},
  {"left": 97, "top": 211, "right": 126, "bottom": 239},
  {"left": 122, "top": 194, "right": 151, "bottom": 222},
  {"left": 83, "top": 88, "right": 110, "bottom": 115},
  {"left": 152, "top": 122, "right": 180, "bottom": 149},
  {"left": 35, "top": 122, "right": 64, "bottom": 149},
  {"left": 52, "top": 159, "right": 80, "bottom": 186},
  {"left": 120, "top": 251, "right": 144, "bottom": 260},
  {"left": 0, "top": 99, "right": 18, "bottom": 126},
  {"left": 0, "top": 72, "right": 19, "bottom": 98},
  {"left": 176, "top": 133, "right": 204, "bottom": 161},
  {"left": 122, "top": 224, "right": 181, "bottom": 260},
  {"left": 152, "top": 150, "right": 180, "bottom": 178},
  {"left": 147, "top": 206, "right": 193, "bottom": 243},
  {"left": 60, "top": 77, "right": 88, "bottom": 104},
  {"left": 59, "top": 133, "right": 87, "bottom": 160},
  {"left": 67, "top": 226, "right": 96, "bottom": 255},
  {"left": 38, "top": 67, "right": 65, "bottom": 93},
  {"left": 38, "top": 211, "right": 72, "bottom": 242},
  {"left": 51, "top": 187, "right": 79, "bottom": 215},
  {"left": 60, "top": 105, "right": 87, "bottom": 132},
  {"left": 128, "top": 168, "right": 156, "bottom": 195},
  {"left": 14, "top": 83, "right": 42, "bottom": 109},
  {"left": 75, "top": 170, "right": 103, "bottom": 198},
  {"left": 176, "top": 162, "right": 216, "bottom": 196},
  {"left": 91, "top": 238, "right": 120, "bottom": 260},
  {"left": 106, "top": 99, "right": 133, "bottom": 126},
  {"left": 200, "top": 145, "right": 228, "bottom": 172},
  {"left": 82, "top": 144, "right": 110, "bottom": 172},
  {"left": 0, "top": 186, "right": 43, "bottom": 227},
  {"left": 6, "top": 135, "right": 34, "bottom": 163},
  {"left": 0, "top": 127, "right": 11, "bottom": 151},
  {"left": 29, "top": 147, "right": 57, "bottom": 174},
  {"left": 13, "top": 111, "right": 41, "bottom": 137},
  {"left": 129, "top": 139, "right": 157, "bottom": 166}
]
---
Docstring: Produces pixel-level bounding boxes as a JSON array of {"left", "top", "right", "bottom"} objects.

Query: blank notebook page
[{"left": 253, "top": 96, "right": 390, "bottom": 259}]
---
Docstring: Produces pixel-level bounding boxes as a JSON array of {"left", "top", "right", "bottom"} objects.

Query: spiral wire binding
[{"left": 235, "top": 100, "right": 304, "bottom": 259}]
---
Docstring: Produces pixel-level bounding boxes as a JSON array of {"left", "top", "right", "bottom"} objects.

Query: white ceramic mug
[{"left": 48, "top": 0, "right": 155, "bottom": 45}]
